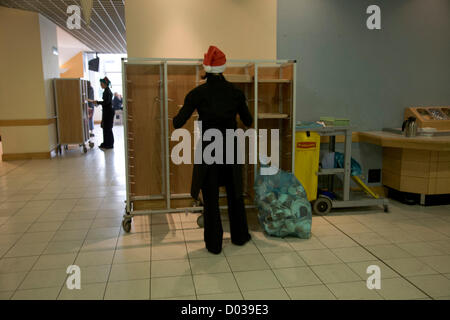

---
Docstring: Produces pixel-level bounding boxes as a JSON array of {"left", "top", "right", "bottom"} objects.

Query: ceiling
[{"left": 0, "top": 0, "right": 126, "bottom": 53}]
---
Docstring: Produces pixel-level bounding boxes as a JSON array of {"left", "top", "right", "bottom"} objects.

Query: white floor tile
[
  {"left": 151, "top": 275, "right": 195, "bottom": 299},
  {"left": 11, "top": 287, "right": 61, "bottom": 300},
  {"left": 234, "top": 270, "right": 281, "bottom": 291},
  {"left": 227, "top": 254, "right": 270, "bottom": 272},
  {"left": 33, "top": 253, "right": 77, "bottom": 271},
  {"left": 0, "top": 272, "right": 28, "bottom": 291},
  {"left": 297, "top": 249, "right": 342, "bottom": 266},
  {"left": 327, "top": 281, "right": 383, "bottom": 300},
  {"left": 376, "top": 278, "right": 428, "bottom": 300},
  {"left": 109, "top": 261, "right": 151, "bottom": 281},
  {"left": 190, "top": 256, "right": 231, "bottom": 274},
  {"left": 311, "top": 264, "right": 361, "bottom": 284},
  {"left": 58, "top": 282, "right": 106, "bottom": 300},
  {"left": 263, "top": 252, "right": 306, "bottom": 269},
  {"left": 105, "top": 279, "right": 150, "bottom": 300},
  {"left": 193, "top": 272, "right": 239, "bottom": 295},
  {"left": 0, "top": 256, "right": 38, "bottom": 274},
  {"left": 19, "top": 268, "right": 67, "bottom": 290},
  {"left": 198, "top": 292, "right": 243, "bottom": 300},
  {"left": 286, "top": 284, "right": 336, "bottom": 300},
  {"left": 407, "top": 274, "right": 450, "bottom": 298},
  {"left": 243, "top": 288, "right": 290, "bottom": 300}
]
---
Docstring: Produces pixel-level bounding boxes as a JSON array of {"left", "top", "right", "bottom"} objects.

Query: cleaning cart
[{"left": 295, "top": 125, "right": 389, "bottom": 215}]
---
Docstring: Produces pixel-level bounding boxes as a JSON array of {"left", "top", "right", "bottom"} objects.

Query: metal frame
[
  {"left": 296, "top": 126, "right": 389, "bottom": 211},
  {"left": 121, "top": 58, "right": 297, "bottom": 229}
]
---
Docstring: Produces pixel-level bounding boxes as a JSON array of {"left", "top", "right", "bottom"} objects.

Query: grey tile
[
  {"left": 311, "top": 264, "right": 361, "bottom": 284},
  {"left": 152, "top": 276, "right": 196, "bottom": 299},
  {"left": 407, "top": 274, "right": 450, "bottom": 298},
  {"left": 193, "top": 273, "right": 239, "bottom": 295}
]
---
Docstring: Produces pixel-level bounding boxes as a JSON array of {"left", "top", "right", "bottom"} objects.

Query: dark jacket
[
  {"left": 98, "top": 87, "right": 114, "bottom": 128},
  {"left": 112, "top": 96, "right": 123, "bottom": 111},
  {"left": 87, "top": 86, "right": 95, "bottom": 109},
  {"left": 173, "top": 75, "right": 253, "bottom": 200}
]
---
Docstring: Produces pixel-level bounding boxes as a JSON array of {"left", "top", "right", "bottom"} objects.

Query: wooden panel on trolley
[
  {"left": 126, "top": 64, "right": 163, "bottom": 197},
  {"left": 167, "top": 64, "right": 198, "bottom": 195},
  {"left": 54, "top": 79, "right": 84, "bottom": 143}
]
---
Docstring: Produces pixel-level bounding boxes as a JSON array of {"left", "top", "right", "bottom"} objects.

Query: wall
[
  {"left": 278, "top": 0, "right": 450, "bottom": 130},
  {"left": 39, "top": 14, "right": 60, "bottom": 150},
  {"left": 60, "top": 52, "right": 84, "bottom": 78},
  {"left": 56, "top": 26, "right": 91, "bottom": 67},
  {"left": 0, "top": 7, "right": 59, "bottom": 159},
  {"left": 126, "top": 0, "right": 277, "bottom": 59},
  {"left": 278, "top": 0, "right": 450, "bottom": 185}
]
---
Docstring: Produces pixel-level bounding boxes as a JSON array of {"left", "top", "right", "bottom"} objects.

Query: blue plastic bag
[
  {"left": 334, "top": 152, "right": 362, "bottom": 176},
  {"left": 254, "top": 168, "right": 312, "bottom": 239}
]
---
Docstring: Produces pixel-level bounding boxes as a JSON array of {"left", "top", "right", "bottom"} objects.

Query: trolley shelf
[
  {"left": 258, "top": 113, "right": 290, "bottom": 119},
  {"left": 258, "top": 79, "right": 292, "bottom": 84},
  {"left": 317, "top": 168, "right": 345, "bottom": 175}
]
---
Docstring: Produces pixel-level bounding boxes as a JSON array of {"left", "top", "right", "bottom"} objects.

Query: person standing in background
[
  {"left": 87, "top": 81, "right": 95, "bottom": 137},
  {"left": 112, "top": 92, "right": 123, "bottom": 120},
  {"left": 90, "top": 77, "right": 114, "bottom": 149}
]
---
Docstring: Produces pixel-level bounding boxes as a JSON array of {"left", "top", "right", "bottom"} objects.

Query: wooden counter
[
  {"left": 358, "top": 131, "right": 450, "bottom": 198},
  {"left": 358, "top": 131, "right": 450, "bottom": 151}
]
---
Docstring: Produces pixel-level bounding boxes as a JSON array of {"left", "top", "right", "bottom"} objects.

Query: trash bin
[{"left": 294, "top": 131, "right": 321, "bottom": 202}]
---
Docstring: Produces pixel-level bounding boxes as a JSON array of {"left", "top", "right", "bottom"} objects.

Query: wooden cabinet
[
  {"left": 383, "top": 147, "right": 450, "bottom": 195},
  {"left": 123, "top": 59, "right": 296, "bottom": 213},
  {"left": 53, "top": 78, "right": 92, "bottom": 153}
]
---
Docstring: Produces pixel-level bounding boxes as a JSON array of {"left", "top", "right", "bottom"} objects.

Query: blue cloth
[{"left": 334, "top": 152, "right": 362, "bottom": 176}]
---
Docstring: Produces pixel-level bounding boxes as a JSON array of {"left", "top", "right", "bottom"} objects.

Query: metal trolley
[
  {"left": 120, "top": 58, "right": 297, "bottom": 232},
  {"left": 296, "top": 126, "right": 389, "bottom": 215}
]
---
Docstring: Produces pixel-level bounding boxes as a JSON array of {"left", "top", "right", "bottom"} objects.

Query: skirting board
[{"left": 2, "top": 151, "right": 51, "bottom": 161}]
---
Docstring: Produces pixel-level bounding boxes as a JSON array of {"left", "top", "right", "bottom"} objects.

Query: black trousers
[
  {"left": 201, "top": 164, "right": 251, "bottom": 253},
  {"left": 102, "top": 113, "right": 114, "bottom": 147}
]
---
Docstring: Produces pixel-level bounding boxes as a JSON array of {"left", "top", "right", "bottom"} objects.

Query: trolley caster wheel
[
  {"left": 83, "top": 145, "right": 88, "bottom": 153},
  {"left": 313, "top": 196, "right": 332, "bottom": 216},
  {"left": 383, "top": 204, "right": 389, "bottom": 213},
  {"left": 122, "top": 219, "right": 132, "bottom": 233},
  {"left": 197, "top": 214, "right": 204, "bottom": 228},
  {"left": 89, "top": 142, "right": 94, "bottom": 149}
]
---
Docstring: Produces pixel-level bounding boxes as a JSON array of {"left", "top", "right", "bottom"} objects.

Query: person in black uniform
[
  {"left": 173, "top": 46, "right": 253, "bottom": 254},
  {"left": 93, "top": 77, "right": 114, "bottom": 149}
]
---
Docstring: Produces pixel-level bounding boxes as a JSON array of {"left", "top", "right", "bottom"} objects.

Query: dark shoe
[
  {"left": 206, "top": 247, "right": 222, "bottom": 255},
  {"left": 232, "top": 234, "right": 251, "bottom": 246}
]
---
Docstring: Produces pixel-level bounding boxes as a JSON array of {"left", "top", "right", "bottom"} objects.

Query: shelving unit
[
  {"left": 53, "top": 78, "right": 94, "bottom": 154},
  {"left": 121, "top": 58, "right": 297, "bottom": 232}
]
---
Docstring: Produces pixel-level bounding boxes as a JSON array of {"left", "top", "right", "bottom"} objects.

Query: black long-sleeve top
[
  {"left": 173, "top": 75, "right": 253, "bottom": 132},
  {"left": 97, "top": 87, "right": 113, "bottom": 110}
]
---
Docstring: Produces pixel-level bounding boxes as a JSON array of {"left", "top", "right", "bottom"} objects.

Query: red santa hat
[{"left": 203, "top": 45, "right": 226, "bottom": 73}]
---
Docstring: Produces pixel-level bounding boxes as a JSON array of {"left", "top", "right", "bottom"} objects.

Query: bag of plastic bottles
[{"left": 254, "top": 167, "right": 312, "bottom": 239}]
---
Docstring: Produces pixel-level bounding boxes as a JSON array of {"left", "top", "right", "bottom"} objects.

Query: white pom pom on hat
[{"left": 203, "top": 45, "right": 226, "bottom": 73}]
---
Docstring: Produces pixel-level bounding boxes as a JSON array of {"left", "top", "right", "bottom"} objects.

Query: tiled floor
[{"left": 0, "top": 126, "right": 450, "bottom": 300}]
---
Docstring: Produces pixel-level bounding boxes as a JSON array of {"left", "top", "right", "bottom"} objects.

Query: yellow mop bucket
[{"left": 294, "top": 131, "right": 321, "bottom": 202}]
